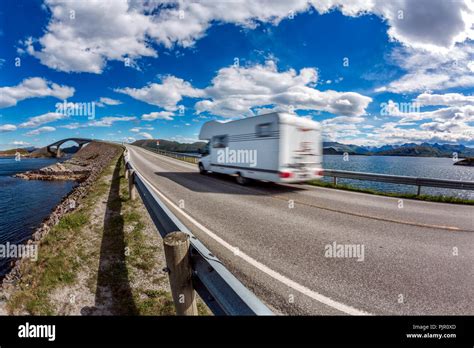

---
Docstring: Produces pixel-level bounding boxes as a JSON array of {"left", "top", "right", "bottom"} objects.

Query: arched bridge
[{"left": 46, "top": 138, "right": 93, "bottom": 157}]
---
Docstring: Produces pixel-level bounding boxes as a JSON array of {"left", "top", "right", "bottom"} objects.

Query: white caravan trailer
[{"left": 198, "top": 112, "right": 323, "bottom": 184}]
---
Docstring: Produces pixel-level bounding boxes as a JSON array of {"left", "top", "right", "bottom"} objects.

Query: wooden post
[
  {"left": 163, "top": 231, "right": 197, "bottom": 316},
  {"left": 128, "top": 170, "right": 137, "bottom": 200}
]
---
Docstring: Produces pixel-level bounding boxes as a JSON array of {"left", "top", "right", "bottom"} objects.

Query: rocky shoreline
[{"left": 1, "top": 141, "right": 123, "bottom": 291}]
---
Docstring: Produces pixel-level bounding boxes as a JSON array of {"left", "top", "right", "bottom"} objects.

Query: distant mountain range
[
  {"left": 323, "top": 142, "right": 474, "bottom": 158},
  {"left": 6, "top": 140, "right": 471, "bottom": 159},
  {"left": 132, "top": 138, "right": 474, "bottom": 158}
]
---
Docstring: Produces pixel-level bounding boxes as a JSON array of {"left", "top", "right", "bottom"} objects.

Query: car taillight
[
  {"left": 315, "top": 169, "right": 324, "bottom": 176},
  {"left": 279, "top": 171, "right": 293, "bottom": 178}
]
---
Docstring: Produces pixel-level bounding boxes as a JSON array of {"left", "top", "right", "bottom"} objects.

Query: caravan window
[
  {"left": 256, "top": 123, "right": 272, "bottom": 137},
  {"left": 212, "top": 135, "right": 228, "bottom": 148}
]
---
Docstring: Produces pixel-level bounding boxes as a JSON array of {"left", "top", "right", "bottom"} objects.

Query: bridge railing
[
  {"left": 132, "top": 144, "right": 474, "bottom": 195},
  {"left": 123, "top": 150, "right": 273, "bottom": 316}
]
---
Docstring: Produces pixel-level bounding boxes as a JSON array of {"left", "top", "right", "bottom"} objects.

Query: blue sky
[{"left": 1, "top": 0, "right": 473, "bottom": 150}]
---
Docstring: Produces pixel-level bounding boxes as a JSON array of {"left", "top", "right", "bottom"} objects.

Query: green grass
[
  {"left": 7, "top": 148, "right": 209, "bottom": 315},
  {"left": 308, "top": 180, "right": 474, "bottom": 205}
]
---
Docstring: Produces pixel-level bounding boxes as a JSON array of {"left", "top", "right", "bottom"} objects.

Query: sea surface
[
  {"left": 0, "top": 157, "right": 76, "bottom": 276},
  {"left": 323, "top": 155, "right": 474, "bottom": 199}
]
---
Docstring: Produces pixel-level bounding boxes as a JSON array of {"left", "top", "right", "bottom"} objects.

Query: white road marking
[{"left": 128, "top": 147, "right": 371, "bottom": 316}]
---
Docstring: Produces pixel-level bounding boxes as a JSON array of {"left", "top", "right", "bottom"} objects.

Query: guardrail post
[
  {"left": 417, "top": 185, "right": 421, "bottom": 196},
  {"left": 163, "top": 231, "right": 198, "bottom": 315},
  {"left": 125, "top": 168, "right": 130, "bottom": 179},
  {"left": 128, "top": 169, "right": 137, "bottom": 201},
  {"left": 333, "top": 176, "right": 338, "bottom": 186}
]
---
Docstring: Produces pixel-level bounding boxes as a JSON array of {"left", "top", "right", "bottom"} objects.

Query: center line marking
[{"left": 129, "top": 148, "right": 371, "bottom": 316}]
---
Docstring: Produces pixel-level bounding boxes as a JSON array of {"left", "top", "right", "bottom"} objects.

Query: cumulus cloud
[
  {"left": 0, "top": 124, "right": 17, "bottom": 132},
  {"left": 25, "top": 126, "right": 56, "bottom": 136},
  {"left": 19, "top": 112, "right": 67, "bottom": 128},
  {"left": 139, "top": 132, "right": 153, "bottom": 139},
  {"left": 97, "top": 97, "right": 122, "bottom": 107},
  {"left": 116, "top": 76, "right": 204, "bottom": 111},
  {"left": 375, "top": 43, "right": 474, "bottom": 93},
  {"left": 0, "top": 77, "right": 74, "bottom": 108},
  {"left": 26, "top": 0, "right": 473, "bottom": 73},
  {"left": 370, "top": 91, "right": 474, "bottom": 144},
  {"left": 141, "top": 111, "right": 175, "bottom": 121},
  {"left": 60, "top": 116, "right": 136, "bottom": 129},
  {"left": 368, "top": 120, "right": 474, "bottom": 145},
  {"left": 130, "top": 126, "right": 154, "bottom": 132},
  {"left": 88, "top": 116, "right": 136, "bottom": 127},
  {"left": 23, "top": 0, "right": 157, "bottom": 73},
  {"left": 195, "top": 60, "right": 372, "bottom": 117},
  {"left": 415, "top": 92, "right": 474, "bottom": 106},
  {"left": 11, "top": 141, "right": 31, "bottom": 146}
]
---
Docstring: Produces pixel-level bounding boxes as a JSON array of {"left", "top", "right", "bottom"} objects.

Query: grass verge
[{"left": 6, "top": 149, "right": 209, "bottom": 315}]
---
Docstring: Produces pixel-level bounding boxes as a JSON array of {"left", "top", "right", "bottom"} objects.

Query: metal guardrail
[
  {"left": 324, "top": 169, "right": 474, "bottom": 195},
  {"left": 132, "top": 145, "right": 474, "bottom": 195},
  {"left": 123, "top": 150, "right": 273, "bottom": 315}
]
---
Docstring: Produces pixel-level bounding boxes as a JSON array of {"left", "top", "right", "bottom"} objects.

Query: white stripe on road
[{"left": 129, "top": 147, "right": 371, "bottom": 315}]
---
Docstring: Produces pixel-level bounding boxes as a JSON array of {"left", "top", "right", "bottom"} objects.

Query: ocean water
[
  {"left": 323, "top": 155, "right": 474, "bottom": 199},
  {"left": 0, "top": 157, "right": 76, "bottom": 276}
]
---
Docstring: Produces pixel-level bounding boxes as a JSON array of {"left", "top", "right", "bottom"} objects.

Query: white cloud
[
  {"left": 26, "top": 126, "right": 56, "bottom": 136},
  {"left": 0, "top": 124, "right": 17, "bottom": 132},
  {"left": 19, "top": 112, "right": 66, "bottom": 128},
  {"left": 313, "top": 0, "right": 474, "bottom": 52},
  {"left": 24, "top": 0, "right": 157, "bottom": 73},
  {"left": 376, "top": 43, "right": 474, "bottom": 93},
  {"left": 368, "top": 120, "right": 474, "bottom": 145},
  {"left": 130, "top": 126, "right": 154, "bottom": 132},
  {"left": 11, "top": 140, "right": 31, "bottom": 146},
  {"left": 123, "top": 136, "right": 136, "bottom": 143},
  {"left": 141, "top": 111, "right": 175, "bottom": 121},
  {"left": 139, "top": 132, "right": 153, "bottom": 139},
  {"left": 415, "top": 92, "right": 474, "bottom": 106},
  {"left": 60, "top": 116, "right": 136, "bottom": 129},
  {"left": 88, "top": 116, "right": 136, "bottom": 127},
  {"left": 59, "top": 123, "right": 81, "bottom": 130},
  {"left": 25, "top": 0, "right": 474, "bottom": 73},
  {"left": 0, "top": 77, "right": 74, "bottom": 108},
  {"left": 195, "top": 60, "right": 372, "bottom": 117},
  {"left": 97, "top": 97, "right": 122, "bottom": 107},
  {"left": 117, "top": 76, "right": 204, "bottom": 111},
  {"left": 367, "top": 91, "right": 474, "bottom": 144}
]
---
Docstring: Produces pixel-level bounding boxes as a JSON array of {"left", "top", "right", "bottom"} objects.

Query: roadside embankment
[{"left": 0, "top": 145, "right": 209, "bottom": 315}]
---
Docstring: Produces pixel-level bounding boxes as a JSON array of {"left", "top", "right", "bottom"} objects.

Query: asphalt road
[{"left": 126, "top": 145, "right": 474, "bottom": 315}]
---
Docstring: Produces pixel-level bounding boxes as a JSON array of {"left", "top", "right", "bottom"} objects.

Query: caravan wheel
[
  {"left": 236, "top": 172, "right": 250, "bottom": 185},
  {"left": 198, "top": 163, "right": 207, "bottom": 174}
]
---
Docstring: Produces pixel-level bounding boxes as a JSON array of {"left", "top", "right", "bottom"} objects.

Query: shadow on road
[
  {"left": 154, "top": 170, "right": 306, "bottom": 195},
  {"left": 82, "top": 157, "right": 138, "bottom": 315}
]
